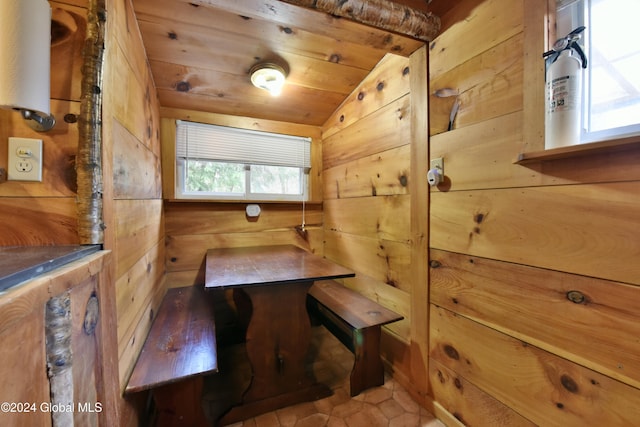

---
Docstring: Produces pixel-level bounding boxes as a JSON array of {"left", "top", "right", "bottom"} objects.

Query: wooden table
[{"left": 205, "top": 245, "right": 355, "bottom": 425}]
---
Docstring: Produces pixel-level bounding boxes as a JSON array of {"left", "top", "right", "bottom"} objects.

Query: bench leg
[
  {"left": 152, "top": 377, "right": 208, "bottom": 427},
  {"left": 350, "top": 326, "right": 385, "bottom": 397}
]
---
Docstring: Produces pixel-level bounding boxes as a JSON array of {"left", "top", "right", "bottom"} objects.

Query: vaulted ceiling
[{"left": 132, "top": 0, "right": 449, "bottom": 126}]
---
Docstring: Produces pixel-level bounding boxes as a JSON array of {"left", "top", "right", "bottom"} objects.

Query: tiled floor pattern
[{"left": 203, "top": 325, "right": 445, "bottom": 427}]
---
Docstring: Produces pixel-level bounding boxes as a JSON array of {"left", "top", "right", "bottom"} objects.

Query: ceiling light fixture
[{"left": 250, "top": 63, "right": 287, "bottom": 97}]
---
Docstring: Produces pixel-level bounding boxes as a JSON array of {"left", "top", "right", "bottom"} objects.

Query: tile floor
[{"left": 203, "top": 325, "right": 445, "bottom": 427}]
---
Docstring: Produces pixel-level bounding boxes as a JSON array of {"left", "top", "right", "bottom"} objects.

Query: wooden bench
[
  {"left": 125, "top": 286, "right": 218, "bottom": 426},
  {"left": 306, "top": 280, "right": 403, "bottom": 396}
]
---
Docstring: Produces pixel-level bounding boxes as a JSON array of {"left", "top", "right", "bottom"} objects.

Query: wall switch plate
[
  {"left": 8, "top": 137, "right": 43, "bottom": 182},
  {"left": 430, "top": 157, "right": 444, "bottom": 173}
]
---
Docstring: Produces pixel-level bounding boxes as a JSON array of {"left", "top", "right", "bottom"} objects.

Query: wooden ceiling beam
[{"left": 278, "top": 0, "right": 441, "bottom": 42}]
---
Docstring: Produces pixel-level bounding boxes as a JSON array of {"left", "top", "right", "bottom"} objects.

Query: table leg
[{"left": 218, "top": 282, "right": 331, "bottom": 425}]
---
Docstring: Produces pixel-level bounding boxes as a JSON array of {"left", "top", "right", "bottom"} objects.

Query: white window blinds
[{"left": 176, "top": 120, "right": 311, "bottom": 169}]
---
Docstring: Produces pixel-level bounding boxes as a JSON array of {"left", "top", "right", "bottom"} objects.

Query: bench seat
[
  {"left": 125, "top": 286, "right": 217, "bottom": 426},
  {"left": 307, "top": 280, "right": 403, "bottom": 396}
]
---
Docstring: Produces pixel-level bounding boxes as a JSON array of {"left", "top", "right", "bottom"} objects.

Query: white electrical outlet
[{"left": 8, "top": 137, "right": 43, "bottom": 182}]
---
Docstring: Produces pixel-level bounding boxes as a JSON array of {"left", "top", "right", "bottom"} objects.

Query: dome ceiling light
[{"left": 250, "top": 63, "right": 287, "bottom": 97}]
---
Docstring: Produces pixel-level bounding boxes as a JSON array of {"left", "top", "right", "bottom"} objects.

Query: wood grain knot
[
  {"left": 83, "top": 293, "right": 100, "bottom": 336},
  {"left": 429, "top": 260, "right": 441, "bottom": 268},
  {"left": 176, "top": 81, "right": 191, "bottom": 92},
  {"left": 443, "top": 344, "right": 459, "bottom": 360},
  {"left": 566, "top": 290, "right": 586, "bottom": 304},
  {"left": 561, "top": 374, "right": 579, "bottom": 393}
]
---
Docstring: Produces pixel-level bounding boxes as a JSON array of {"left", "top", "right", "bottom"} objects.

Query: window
[
  {"left": 175, "top": 120, "right": 311, "bottom": 201},
  {"left": 555, "top": 0, "right": 640, "bottom": 143}
]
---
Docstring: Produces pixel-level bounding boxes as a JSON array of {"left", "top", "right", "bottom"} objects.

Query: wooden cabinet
[{"left": 0, "top": 251, "right": 116, "bottom": 427}]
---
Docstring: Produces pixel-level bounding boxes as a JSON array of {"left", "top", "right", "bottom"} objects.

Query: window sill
[
  {"left": 515, "top": 135, "right": 640, "bottom": 165},
  {"left": 164, "top": 198, "right": 322, "bottom": 205}
]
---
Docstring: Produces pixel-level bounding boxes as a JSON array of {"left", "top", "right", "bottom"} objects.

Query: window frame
[
  {"left": 552, "top": 0, "right": 640, "bottom": 145},
  {"left": 163, "top": 117, "right": 320, "bottom": 203},
  {"left": 175, "top": 159, "right": 309, "bottom": 202},
  {"left": 521, "top": 0, "right": 640, "bottom": 154}
]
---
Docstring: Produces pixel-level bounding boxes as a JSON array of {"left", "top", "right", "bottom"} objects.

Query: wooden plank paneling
[
  {"left": 430, "top": 306, "right": 640, "bottom": 426},
  {"left": 430, "top": 33, "right": 523, "bottom": 135},
  {"left": 324, "top": 230, "right": 412, "bottom": 293},
  {"left": 0, "top": 198, "right": 79, "bottom": 245},
  {"left": 431, "top": 249, "right": 640, "bottom": 389},
  {"left": 111, "top": 0, "right": 154, "bottom": 101},
  {"left": 113, "top": 120, "right": 162, "bottom": 199},
  {"left": 117, "top": 283, "right": 164, "bottom": 390},
  {"left": 432, "top": 111, "right": 640, "bottom": 192},
  {"left": 134, "top": 0, "right": 423, "bottom": 56},
  {"left": 0, "top": 303, "right": 50, "bottom": 427},
  {"left": 135, "top": 0, "right": 389, "bottom": 70},
  {"left": 115, "top": 241, "right": 165, "bottom": 350},
  {"left": 430, "top": 183, "right": 640, "bottom": 285},
  {"left": 321, "top": 48, "right": 419, "bottom": 400},
  {"left": 427, "top": 0, "right": 640, "bottom": 423},
  {"left": 69, "top": 277, "right": 100, "bottom": 427},
  {"left": 156, "top": 86, "right": 343, "bottom": 127},
  {"left": 114, "top": 199, "right": 164, "bottom": 279},
  {"left": 104, "top": 0, "right": 163, "bottom": 402},
  {"left": 164, "top": 202, "right": 321, "bottom": 236},
  {"left": 132, "top": 0, "right": 422, "bottom": 126},
  {"left": 428, "top": 0, "right": 523, "bottom": 80},
  {"left": 323, "top": 95, "right": 411, "bottom": 170},
  {"left": 323, "top": 196, "right": 410, "bottom": 243},
  {"left": 108, "top": 43, "right": 157, "bottom": 146},
  {"left": 160, "top": 108, "right": 322, "bottom": 137},
  {"left": 165, "top": 228, "right": 324, "bottom": 274},
  {"left": 139, "top": 19, "right": 368, "bottom": 95},
  {"left": 323, "top": 145, "right": 411, "bottom": 199},
  {"left": 429, "top": 360, "right": 537, "bottom": 427},
  {"left": 323, "top": 54, "right": 412, "bottom": 139}
]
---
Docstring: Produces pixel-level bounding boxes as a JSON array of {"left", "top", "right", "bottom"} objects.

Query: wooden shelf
[{"left": 515, "top": 136, "right": 640, "bottom": 164}]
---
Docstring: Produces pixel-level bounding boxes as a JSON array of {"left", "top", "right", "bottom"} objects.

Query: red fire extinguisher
[{"left": 543, "top": 26, "right": 588, "bottom": 149}]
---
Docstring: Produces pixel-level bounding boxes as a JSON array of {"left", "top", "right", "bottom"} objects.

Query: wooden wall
[
  {"left": 102, "top": 0, "right": 164, "bottom": 424},
  {"left": 0, "top": 0, "right": 87, "bottom": 245},
  {"left": 320, "top": 49, "right": 431, "bottom": 401},
  {"left": 428, "top": 0, "right": 640, "bottom": 425}
]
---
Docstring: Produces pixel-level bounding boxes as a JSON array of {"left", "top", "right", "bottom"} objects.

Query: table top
[{"left": 205, "top": 245, "right": 355, "bottom": 289}]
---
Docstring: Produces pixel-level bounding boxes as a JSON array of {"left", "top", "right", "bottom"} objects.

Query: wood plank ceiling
[{"left": 132, "top": 0, "right": 446, "bottom": 126}]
